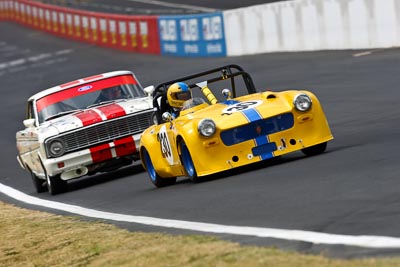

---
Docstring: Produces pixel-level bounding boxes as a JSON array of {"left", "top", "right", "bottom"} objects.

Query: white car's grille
[{"left": 46, "top": 110, "right": 153, "bottom": 157}]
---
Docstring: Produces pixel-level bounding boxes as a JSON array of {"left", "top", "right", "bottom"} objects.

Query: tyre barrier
[{"left": 0, "top": 0, "right": 160, "bottom": 54}]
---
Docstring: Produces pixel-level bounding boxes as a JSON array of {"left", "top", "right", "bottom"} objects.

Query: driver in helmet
[
  {"left": 167, "top": 82, "right": 191, "bottom": 118},
  {"left": 96, "top": 86, "right": 124, "bottom": 103}
]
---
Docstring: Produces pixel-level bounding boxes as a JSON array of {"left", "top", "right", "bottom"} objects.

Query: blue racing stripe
[
  {"left": 241, "top": 108, "right": 273, "bottom": 160},
  {"left": 221, "top": 100, "right": 239, "bottom": 105},
  {"left": 242, "top": 108, "right": 261, "bottom": 122},
  {"left": 221, "top": 101, "right": 274, "bottom": 160}
]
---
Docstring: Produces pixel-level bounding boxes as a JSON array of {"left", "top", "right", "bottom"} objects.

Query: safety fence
[{"left": 1, "top": 0, "right": 400, "bottom": 57}]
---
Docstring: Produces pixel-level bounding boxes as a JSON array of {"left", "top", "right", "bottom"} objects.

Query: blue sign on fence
[{"left": 158, "top": 13, "right": 227, "bottom": 57}]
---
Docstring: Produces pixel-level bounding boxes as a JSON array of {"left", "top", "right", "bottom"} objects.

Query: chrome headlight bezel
[
  {"left": 46, "top": 138, "right": 66, "bottom": 158},
  {"left": 197, "top": 119, "right": 216, "bottom": 137},
  {"left": 293, "top": 93, "right": 312, "bottom": 112}
]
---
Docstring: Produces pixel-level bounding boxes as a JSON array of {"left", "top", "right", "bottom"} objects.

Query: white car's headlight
[
  {"left": 198, "top": 119, "right": 216, "bottom": 137},
  {"left": 47, "top": 139, "right": 66, "bottom": 158},
  {"left": 293, "top": 93, "right": 312, "bottom": 112}
]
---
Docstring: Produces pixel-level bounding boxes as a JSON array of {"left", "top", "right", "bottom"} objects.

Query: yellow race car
[{"left": 140, "top": 65, "right": 333, "bottom": 187}]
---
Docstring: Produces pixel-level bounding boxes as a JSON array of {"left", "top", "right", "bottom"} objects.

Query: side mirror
[
  {"left": 23, "top": 118, "right": 36, "bottom": 128},
  {"left": 143, "top": 85, "right": 155, "bottom": 96},
  {"left": 162, "top": 112, "right": 173, "bottom": 122}
]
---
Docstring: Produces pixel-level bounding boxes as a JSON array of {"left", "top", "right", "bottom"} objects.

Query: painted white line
[
  {"left": 28, "top": 53, "right": 52, "bottom": 62},
  {"left": 8, "top": 58, "right": 26, "bottom": 67},
  {"left": 353, "top": 51, "right": 372, "bottom": 57},
  {"left": 0, "top": 50, "right": 73, "bottom": 70},
  {"left": 54, "top": 49, "right": 74, "bottom": 56},
  {"left": 1, "top": 182, "right": 400, "bottom": 249},
  {"left": 125, "top": 0, "right": 217, "bottom": 12}
]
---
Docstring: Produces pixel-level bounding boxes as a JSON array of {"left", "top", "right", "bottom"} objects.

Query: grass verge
[{"left": 1, "top": 201, "right": 400, "bottom": 267}]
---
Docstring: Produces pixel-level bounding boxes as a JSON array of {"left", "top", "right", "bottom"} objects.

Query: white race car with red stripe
[{"left": 16, "top": 71, "right": 155, "bottom": 195}]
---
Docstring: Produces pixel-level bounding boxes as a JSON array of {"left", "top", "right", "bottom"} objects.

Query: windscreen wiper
[
  {"left": 44, "top": 109, "right": 82, "bottom": 121},
  {"left": 86, "top": 99, "right": 127, "bottom": 109}
]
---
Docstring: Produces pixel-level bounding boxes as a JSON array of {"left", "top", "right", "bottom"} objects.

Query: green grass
[{"left": 1, "top": 201, "right": 400, "bottom": 267}]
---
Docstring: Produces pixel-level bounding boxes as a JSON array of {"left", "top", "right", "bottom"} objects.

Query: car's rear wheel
[
  {"left": 46, "top": 173, "right": 67, "bottom": 195},
  {"left": 30, "top": 170, "right": 47, "bottom": 193},
  {"left": 179, "top": 141, "right": 200, "bottom": 183},
  {"left": 301, "top": 142, "right": 327, "bottom": 156},
  {"left": 142, "top": 148, "right": 176, "bottom": 187}
]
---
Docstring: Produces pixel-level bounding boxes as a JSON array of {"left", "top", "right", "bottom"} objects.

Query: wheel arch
[
  {"left": 139, "top": 145, "right": 149, "bottom": 171},
  {"left": 176, "top": 135, "right": 184, "bottom": 154}
]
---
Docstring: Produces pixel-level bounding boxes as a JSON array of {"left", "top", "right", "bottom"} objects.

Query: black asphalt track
[{"left": 1, "top": 21, "right": 400, "bottom": 258}]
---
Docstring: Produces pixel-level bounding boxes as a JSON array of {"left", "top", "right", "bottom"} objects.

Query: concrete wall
[{"left": 223, "top": 0, "right": 400, "bottom": 56}]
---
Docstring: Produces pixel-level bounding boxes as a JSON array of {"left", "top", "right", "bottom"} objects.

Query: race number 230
[{"left": 157, "top": 125, "right": 174, "bottom": 165}]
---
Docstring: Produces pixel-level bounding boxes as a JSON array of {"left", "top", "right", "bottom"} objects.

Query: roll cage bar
[{"left": 152, "top": 64, "right": 256, "bottom": 123}]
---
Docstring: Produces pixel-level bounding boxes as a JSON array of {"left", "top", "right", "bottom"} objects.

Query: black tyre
[
  {"left": 179, "top": 141, "right": 200, "bottom": 183},
  {"left": 142, "top": 148, "right": 176, "bottom": 187},
  {"left": 46, "top": 173, "right": 67, "bottom": 195},
  {"left": 30, "top": 171, "right": 47, "bottom": 193},
  {"left": 301, "top": 142, "right": 327, "bottom": 156}
]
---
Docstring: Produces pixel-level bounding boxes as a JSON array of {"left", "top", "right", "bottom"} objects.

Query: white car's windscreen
[{"left": 37, "top": 82, "right": 145, "bottom": 124}]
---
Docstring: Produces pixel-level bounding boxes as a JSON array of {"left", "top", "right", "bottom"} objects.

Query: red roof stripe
[
  {"left": 59, "top": 80, "right": 81, "bottom": 88},
  {"left": 83, "top": 74, "right": 104, "bottom": 82}
]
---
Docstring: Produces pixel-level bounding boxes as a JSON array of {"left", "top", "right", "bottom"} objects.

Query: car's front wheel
[
  {"left": 46, "top": 173, "right": 67, "bottom": 195},
  {"left": 179, "top": 141, "right": 200, "bottom": 183},
  {"left": 142, "top": 148, "right": 176, "bottom": 187},
  {"left": 30, "top": 170, "right": 47, "bottom": 193},
  {"left": 301, "top": 142, "right": 327, "bottom": 156}
]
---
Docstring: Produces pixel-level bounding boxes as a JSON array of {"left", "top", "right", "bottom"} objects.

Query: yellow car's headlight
[
  {"left": 293, "top": 93, "right": 312, "bottom": 112},
  {"left": 198, "top": 119, "right": 216, "bottom": 137}
]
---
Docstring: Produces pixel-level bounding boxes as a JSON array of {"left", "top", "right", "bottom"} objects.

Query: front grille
[
  {"left": 47, "top": 109, "right": 154, "bottom": 157},
  {"left": 220, "top": 113, "right": 294, "bottom": 146}
]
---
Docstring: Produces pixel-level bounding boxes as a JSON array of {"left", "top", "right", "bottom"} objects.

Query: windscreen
[{"left": 36, "top": 75, "right": 145, "bottom": 124}]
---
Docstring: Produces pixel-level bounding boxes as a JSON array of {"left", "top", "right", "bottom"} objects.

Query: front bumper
[
  {"left": 189, "top": 111, "right": 333, "bottom": 176},
  {"left": 42, "top": 134, "right": 141, "bottom": 179}
]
